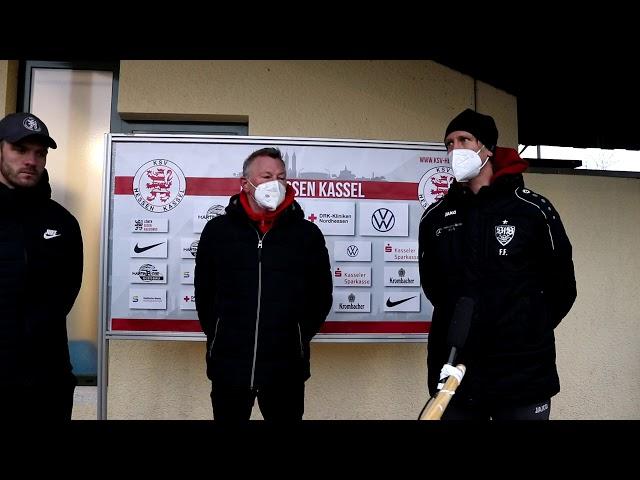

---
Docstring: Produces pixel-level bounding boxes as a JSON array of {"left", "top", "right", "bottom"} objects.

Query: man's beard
[{"left": 0, "top": 154, "right": 42, "bottom": 188}]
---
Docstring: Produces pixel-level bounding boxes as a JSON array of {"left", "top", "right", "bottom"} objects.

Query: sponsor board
[{"left": 129, "top": 288, "right": 167, "bottom": 310}]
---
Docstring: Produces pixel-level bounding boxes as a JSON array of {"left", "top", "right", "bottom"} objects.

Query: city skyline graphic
[{"left": 235, "top": 151, "right": 387, "bottom": 181}]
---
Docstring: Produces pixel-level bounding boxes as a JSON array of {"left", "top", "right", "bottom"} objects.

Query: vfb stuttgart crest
[
  {"left": 418, "top": 166, "right": 454, "bottom": 208},
  {"left": 133, "top": 159, "right": 186, "bottom": 213},
  {"left": 495, "top": 221, "right": 515, "bottom": 246}
]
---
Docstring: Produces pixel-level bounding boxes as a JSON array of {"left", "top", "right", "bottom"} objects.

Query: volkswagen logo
[{"left": 371, "top": 208, "right": 395, "bottom": 232}]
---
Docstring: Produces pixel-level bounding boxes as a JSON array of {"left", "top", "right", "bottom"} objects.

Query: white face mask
[
  {"left": 248, "top": 179, "right": 286, "bottom": 211},
  {"left": 448, "top": 147, "right": 489, "bottom": 182}
]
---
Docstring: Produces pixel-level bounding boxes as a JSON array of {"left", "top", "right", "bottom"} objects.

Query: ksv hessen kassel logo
[
  {"left": 133, "top": 159, "right": 186, "bottom": 213},
  {"left": 418, "top": 166, "right": 454, "bottom": 208}
]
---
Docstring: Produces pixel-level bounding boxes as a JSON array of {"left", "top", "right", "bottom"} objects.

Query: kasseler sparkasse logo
[{"left": 133, "top": 159, "right": 186, "bottom": 213}]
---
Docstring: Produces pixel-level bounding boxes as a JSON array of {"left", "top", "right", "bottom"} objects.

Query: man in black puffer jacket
[
  {"left": 419, "top": 109, "right": 576, "bottom": 420},
  {"left": 0, "top": 112, "right": 83, "bottom": 420},
  {"left": 195, "top": 147, "right": 332, "bottom": 421}
]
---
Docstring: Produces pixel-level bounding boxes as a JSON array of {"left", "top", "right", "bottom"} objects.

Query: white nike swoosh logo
[{"left": 43, "top": 233, "right": 61, "bottom": 239}]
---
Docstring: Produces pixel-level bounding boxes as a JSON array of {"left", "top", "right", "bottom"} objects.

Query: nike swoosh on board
[
  {"left": 385, "top": 296, "right": 417, "bottom": 308},
  {"left": 134, "top": 242, "right": 164, "bottom": 253}
]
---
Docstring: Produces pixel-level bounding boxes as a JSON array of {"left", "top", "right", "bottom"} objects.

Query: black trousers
[
  {"left": 210, "top": 382, "right": 305, "bottom": 422},
  {"left": 0, "top": 383, "right": 76, "bottom": 421},
  {"left": 441, "top": 398, "right": 552, "bottom": 420}
]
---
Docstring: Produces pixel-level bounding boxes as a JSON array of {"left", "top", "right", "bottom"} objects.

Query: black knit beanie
[{"left": 444, "top": 108, "right": 498, "bottom": 152}]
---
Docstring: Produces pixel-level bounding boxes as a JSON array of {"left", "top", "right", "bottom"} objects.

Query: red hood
[
  {"left": 239, "top": 183, "right": 296, "bottom": 233},
  {"left": 490, "top": 147, "right": 529, "bottom": 182}
]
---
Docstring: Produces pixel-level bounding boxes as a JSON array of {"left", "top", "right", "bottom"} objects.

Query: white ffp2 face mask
[
  {"left": 249, "top": 179, "right": 286, "bottom": 211},
  {"left": 448, "top": 147, "right": 489, "bottom": 182}
]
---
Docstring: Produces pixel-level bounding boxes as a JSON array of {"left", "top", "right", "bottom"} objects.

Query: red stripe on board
[
  {"left": 187, "top": 178, "right": 241, "bottom": 196},
  {"left": 114, "top": 177, "right": 418, "bottom": 200},
  {"left": 114, "top": 177, "right": 133, "bottom": 194},
  {"left": 289, "top": 179, "right": 418, "bottom": 200},
  {"left": 110, "top": 319, "right": 429, "bottom": 334},
  {"left": 319, "top": 321, "right": 429, "bottom": 334},
  {"left": 113, "top": 177, "right": 241, "bottom": 196},
  {"left": 359, "top": 181, "right": 418, "bottom": 200}
]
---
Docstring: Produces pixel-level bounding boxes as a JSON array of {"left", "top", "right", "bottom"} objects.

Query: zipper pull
[{"left": 257, "top": 239, "right": 263, "bottom": 261}]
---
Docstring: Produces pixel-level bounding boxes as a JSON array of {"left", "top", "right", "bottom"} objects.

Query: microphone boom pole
[
  {"left": 418, "top": 296, "right": 474, "bottom": 420},
  {"left": 418, "top": 364, "right": 466, "bottom": 420}
]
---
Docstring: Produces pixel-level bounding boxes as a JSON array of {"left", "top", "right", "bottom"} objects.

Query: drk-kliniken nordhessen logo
[{"left": 133, "top": 159, "right": 186, "bottom": 213}]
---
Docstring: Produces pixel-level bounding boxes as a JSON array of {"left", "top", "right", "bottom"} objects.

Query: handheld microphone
[{"left": 445, "top": 296, "right": 474, "bottom": 365}]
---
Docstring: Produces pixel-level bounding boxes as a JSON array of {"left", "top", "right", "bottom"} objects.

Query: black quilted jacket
[
  {"left": 0, "top": 170, "right": 82, "bottom": 387},
  {"left": 195, "top": 194, "right": 332, "bottom": 388},
  {"left": 419, "top": 173, "right": 576, "bottom": 407}
]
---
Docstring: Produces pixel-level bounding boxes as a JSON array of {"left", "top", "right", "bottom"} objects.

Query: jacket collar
[
  {"left": 225, "top": 189, "right": 304, "bottom": 225},
  {"left": 447, "top": 173, "right": 525, "bottom": 201},
  {"left": 0, "top": 168, "right": 52, "bottom": 206}
]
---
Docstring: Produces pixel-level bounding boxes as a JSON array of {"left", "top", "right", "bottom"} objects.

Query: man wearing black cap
[
  {"left": 0, "top": 112, "right": 83, "bottom": 420},
  {"left": 418, "top": 109, "right": 576, "bottom": 420}
]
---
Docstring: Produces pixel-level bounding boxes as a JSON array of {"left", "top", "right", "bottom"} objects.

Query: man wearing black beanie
[
  {"left": 445, "top": 108, "right": 498, "bottom": 153},
  {"left": 418, "top": 108, "right": 577, "bottom": 420}
]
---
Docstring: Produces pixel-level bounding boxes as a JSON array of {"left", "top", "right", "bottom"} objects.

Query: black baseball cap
[{"left": 0, "top": 112, "right": 57, "bottom": 149}]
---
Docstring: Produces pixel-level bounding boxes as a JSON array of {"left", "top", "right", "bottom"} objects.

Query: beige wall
[
  {"left": 107, "top": 340, "right": 428, "bottom": 420},
  {"left": 118, "top": 60, "right": 517, "bottom": 146},
  {"left": 7, "top": 60, "right": 637, "bottom": 419},
  {"left": 523, "top": 173, "right": 640, "bottom": 419}
]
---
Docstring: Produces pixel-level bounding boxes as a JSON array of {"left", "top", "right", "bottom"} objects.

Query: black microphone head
[{"left": 447, "top": 296, "right": 475, "bottom": 350}]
